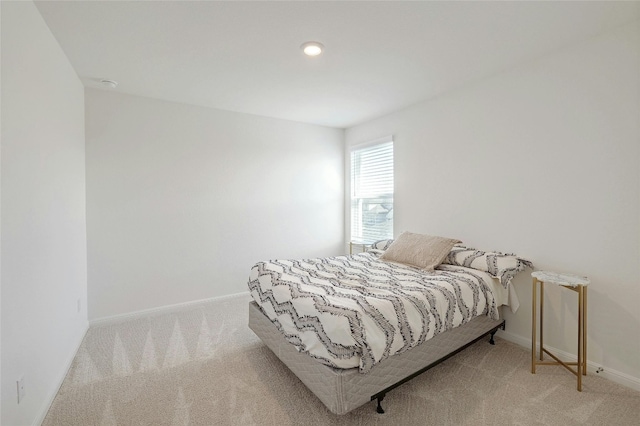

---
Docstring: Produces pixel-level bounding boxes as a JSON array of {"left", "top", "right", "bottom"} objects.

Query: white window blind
[{"left": 350, "top": 139, "right": 393, "bottom": 244}]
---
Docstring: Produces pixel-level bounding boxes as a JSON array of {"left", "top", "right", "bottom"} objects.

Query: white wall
[
  {"left": 0, "top": 1, "right": 3, "bottom": 422},
  {"left": 85, "top": 89, "right": 344, "bottom": 320},
  {"left": 1, "top": 2, "right": 88, "bottom": 425},
  {"left": 346, "top": 22, "right": 640, "bottom": 386}
]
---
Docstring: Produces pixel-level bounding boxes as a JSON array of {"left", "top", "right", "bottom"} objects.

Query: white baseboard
[
  {"left": 34, "top": 322, "right": 89, "bottom": 426},
  {"left": 89, "top": 291, "right": 251, "bottom": 327},
  {"left": 497, "top": 329, "right": 640, "bottom": 392}
]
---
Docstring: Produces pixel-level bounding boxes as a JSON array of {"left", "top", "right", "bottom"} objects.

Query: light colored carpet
[{"left": 43, "top": 294, "right": 640, "bottom": 425}]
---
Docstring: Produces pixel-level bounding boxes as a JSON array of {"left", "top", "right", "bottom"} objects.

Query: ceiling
[{"left": 35, "top": 1, "right": 639, "bottom": 129}]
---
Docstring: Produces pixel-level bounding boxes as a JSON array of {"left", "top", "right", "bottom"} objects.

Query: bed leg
[
  {"left": 489, "top": 329, "right": 497, "bottom": 345},
  {"left": 376, "top": 395, "right": 385, "bottom": 414},
  {"left": 489, "top": 321, "right": 505, "bottom": 345}
]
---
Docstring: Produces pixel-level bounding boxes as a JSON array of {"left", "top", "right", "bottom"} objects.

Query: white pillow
[{"left": 442, "top": 244, "right": 533, "bottom": 288}]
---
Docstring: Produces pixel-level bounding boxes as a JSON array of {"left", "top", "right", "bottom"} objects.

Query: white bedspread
[{"left": 248, "top": 252, "right": 499, "bottom": 372}]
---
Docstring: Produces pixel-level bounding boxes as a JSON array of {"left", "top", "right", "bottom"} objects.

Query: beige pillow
[{"left": 380, "top": 232, "right": 461, "bottom": 271}]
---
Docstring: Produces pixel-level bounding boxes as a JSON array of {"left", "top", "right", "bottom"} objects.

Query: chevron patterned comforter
[{"left": 248, "top": 252, "right": 499, "bottom": 373}]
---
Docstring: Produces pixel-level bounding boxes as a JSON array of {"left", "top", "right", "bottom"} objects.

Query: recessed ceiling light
[
  {"left": 100, "top": 79, "right": 118, "bottom": 89},
  {"left": 301, "top": 41, "right": 324, "bottom": 57}
]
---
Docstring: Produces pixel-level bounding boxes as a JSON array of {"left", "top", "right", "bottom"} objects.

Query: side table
[
  {"left": 531, "top": 271, "right": 590, "bottom": 391},
  {"left": 349, "top": 241, "right": 371, "bottom": 255}
]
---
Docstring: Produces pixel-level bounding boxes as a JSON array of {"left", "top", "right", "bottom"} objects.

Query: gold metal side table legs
[{"left": 531, "top": 277, "right": 588, "bottom": 391}]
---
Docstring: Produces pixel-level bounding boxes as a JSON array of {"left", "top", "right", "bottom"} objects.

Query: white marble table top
[{"left": 532, "top": 271, "right": 590, "bottom": 287}]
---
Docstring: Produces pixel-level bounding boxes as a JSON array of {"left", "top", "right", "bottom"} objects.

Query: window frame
[{"left": 348, "top": 135, "right": 394, "bottom": 246}]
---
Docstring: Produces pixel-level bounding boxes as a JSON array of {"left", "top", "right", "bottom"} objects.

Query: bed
[{"left": 247, "top": 235, "right": 531, "bottom": 414}]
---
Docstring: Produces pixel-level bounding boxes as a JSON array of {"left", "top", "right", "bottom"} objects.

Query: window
[{"left": 350, "top": 137, "right": 393, "bottom": 244}]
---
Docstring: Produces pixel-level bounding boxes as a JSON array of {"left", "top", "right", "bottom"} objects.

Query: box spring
[{"left": 248, "top": 301, "right": 503, "bottom": 415}]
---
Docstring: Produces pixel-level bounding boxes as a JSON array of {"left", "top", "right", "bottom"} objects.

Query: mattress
[
  {"left": 249, "top": 301, "right": 504, "bottom": 415},
  {"left": 248, "top": 252, "right": 501, "bottom": 372}
]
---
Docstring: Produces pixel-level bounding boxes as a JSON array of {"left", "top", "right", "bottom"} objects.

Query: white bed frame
[{"left": 248, "top": 301, "right": 505, "bottom": 415}]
